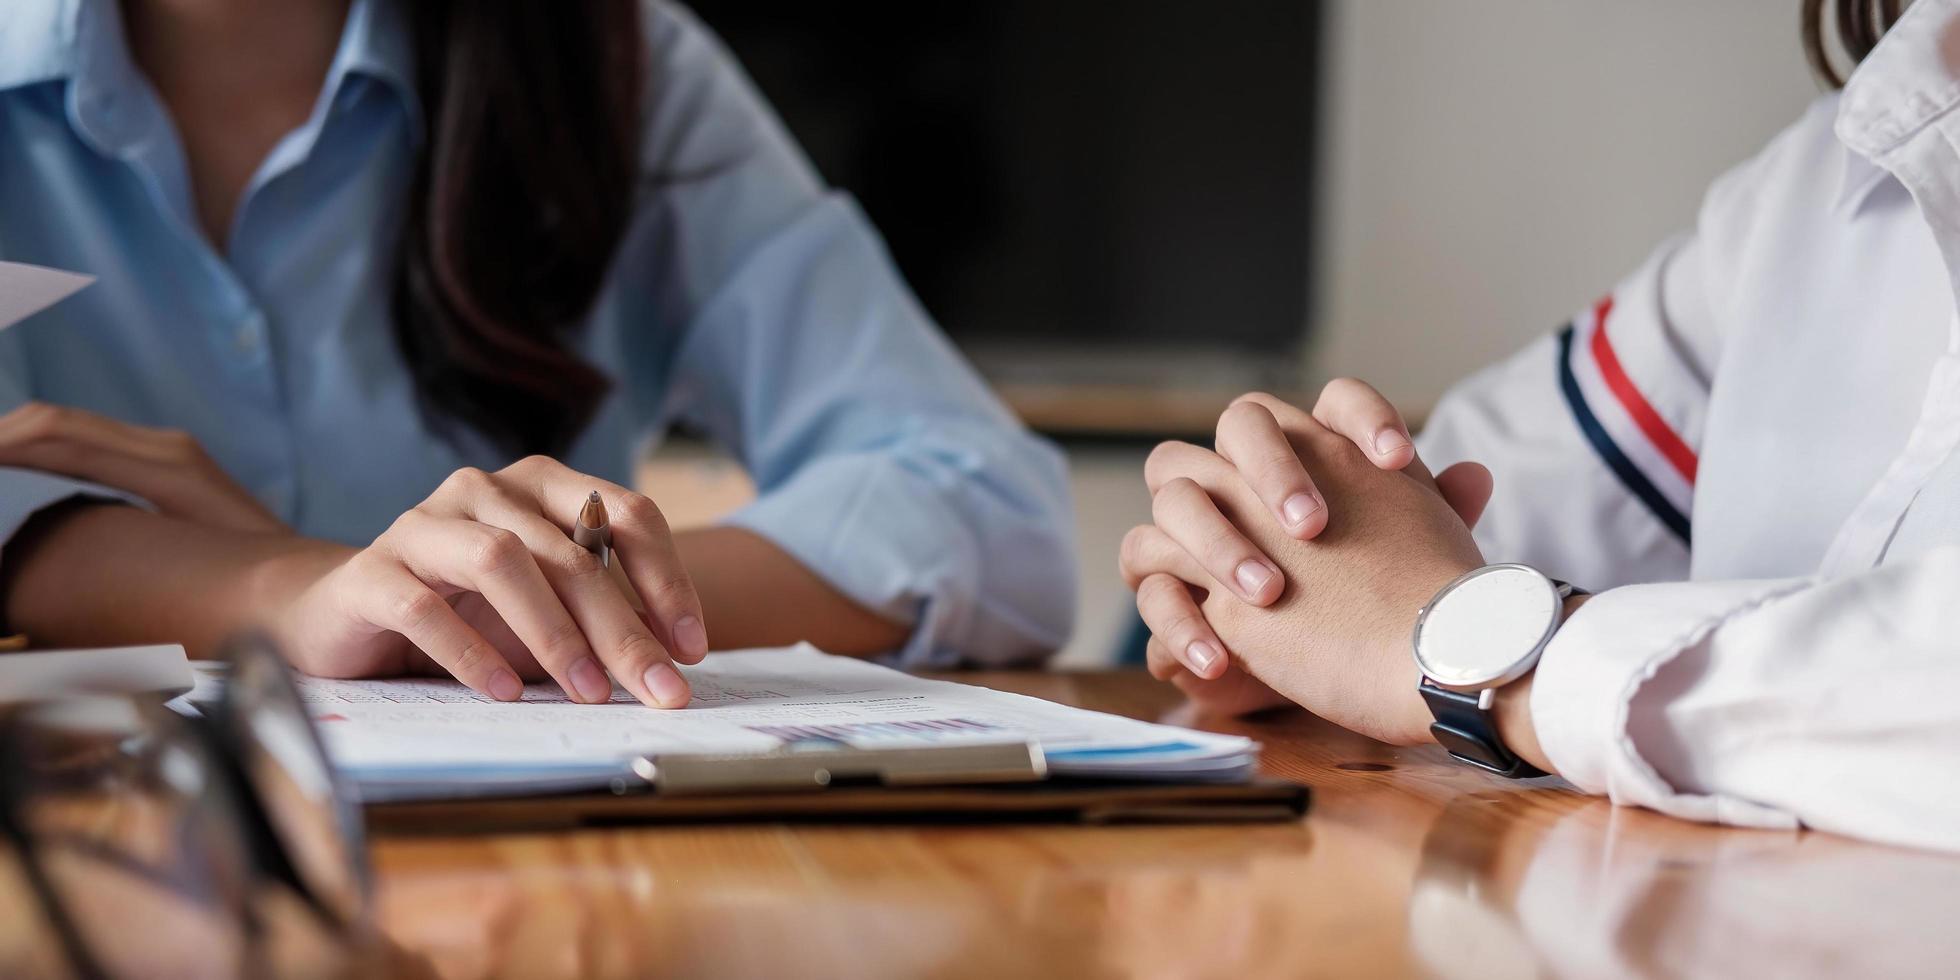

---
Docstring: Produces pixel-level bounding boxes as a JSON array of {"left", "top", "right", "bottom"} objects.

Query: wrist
[
  {"left": 1404, "top": 574, "right": 1586, "bottom": 771},
  {"left": 1488, "top": 674, "right": 1546, "bottom": 774},
  {"left": 1392, "top": 558, "right": 1485, "bottom": 746},
  {"left": 242, "top": 538, "right": 358, "bottom": 629},
  {"left": 1486, "top": 593, "right": 1587, "bottom": 775},
  {"left": 1394, "top": 656, "right": 1440, "bottom": 746},
  {"left": 0, "top": 505, "right": 352, "bottom": 654}
]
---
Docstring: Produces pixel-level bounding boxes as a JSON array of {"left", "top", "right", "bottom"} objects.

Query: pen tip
[{"left": 580, "top": 491, "right": 607, "bottom": 529}]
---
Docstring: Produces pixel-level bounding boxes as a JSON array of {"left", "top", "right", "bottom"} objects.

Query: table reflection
[
  {"left": 376, "top": 786, "right": 1960, "bottom": 980},
  {"left": 1410, "top": 795, "right": 1960, "bottom": 979},
  {"left": 364, "top": 671, "right": 1960, "bottom": 980},
  {"left": 376, "top": 833, "right": 1002, "bottom": 979}
]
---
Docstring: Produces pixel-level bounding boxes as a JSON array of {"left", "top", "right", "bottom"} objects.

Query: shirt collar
[
  {"left": 1834, "top": 0, "right": 1960, "bottom": 160},
  {"left": 1834, "top": 143, "right": 1894, "bottom": 216},
  {"left": 334, "top": 0, "right": 423, "bottom": 144}
]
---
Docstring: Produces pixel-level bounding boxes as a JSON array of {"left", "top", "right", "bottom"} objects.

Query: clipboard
[
  {"left": 635, "top": 739, "right": 1048, "bottom": 793},
  {"left": 360, "top": 739, "right": 1309, "bottom": 833},
  {"left": 364, "top": 777, "right": 1311, "bottom": 834}
]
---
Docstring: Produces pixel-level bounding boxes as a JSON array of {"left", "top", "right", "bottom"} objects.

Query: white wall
[{"left": 1311, "top": 0, "right": 1821, "bottom": 413}]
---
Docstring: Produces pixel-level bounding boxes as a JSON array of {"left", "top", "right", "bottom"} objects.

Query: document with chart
[{"left": 191, "top": 645, "right": 1258, "bottom": 801}]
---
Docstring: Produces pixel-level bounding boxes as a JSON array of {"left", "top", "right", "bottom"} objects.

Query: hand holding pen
[
  {"left": 574, "top": 491, "right": 611, "bottom": 568},
  {"left": 263, "top": 457, "right": 709, "bottom": 709}
]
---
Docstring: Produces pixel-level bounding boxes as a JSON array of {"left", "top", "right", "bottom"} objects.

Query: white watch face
[{"left": 1413, "top": 565, "right": 1559, "bottom": 689}]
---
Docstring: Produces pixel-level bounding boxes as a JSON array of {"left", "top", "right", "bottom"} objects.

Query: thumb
[{"left": 1434, "top": 461, "right": 1494, "bottom": 529}]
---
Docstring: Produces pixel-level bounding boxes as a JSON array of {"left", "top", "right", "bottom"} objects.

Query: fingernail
[
  {"left": 488, "top": 669, "right": 523, "bottom": 702},
  {"left": 1374, "top": 428, "right": 1411, "bottom": 457},
  {"left": 569, "top": 657, "right": 612, "bottom": 703},
  {"left": 1185, "top": 640, "right": 1222, "bottom": 675},
  {"left": 1281, "top": 492, "right": 1321, "bottom": 528},
  {"left": 642, "top": 662, "right": 690, "bottom": 708},
  {"left": 1234, "top": 560, "right": 1274, "bottom": 598},
  {"left": 673, "top": 616, "right": 708, "bottom": 661}
]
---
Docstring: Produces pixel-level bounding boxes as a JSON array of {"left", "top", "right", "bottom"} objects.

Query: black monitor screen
[{"left": 685, "top": 2, "right": 1321, "bottom": 358}]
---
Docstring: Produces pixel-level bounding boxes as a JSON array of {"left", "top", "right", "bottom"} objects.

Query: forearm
[
  {"left": 7, "top": 505, "right": 908, "bottom": 659},
  {"left": 3, "top": 503, "right": 346, "bottom": 654},
  {"left": 674, "top": 525, "right": 909, "bottom": 657}
]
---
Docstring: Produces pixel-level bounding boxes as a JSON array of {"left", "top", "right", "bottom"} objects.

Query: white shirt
[{"left": 1418, "top": 0, "right": 1960, "bottom": 852}]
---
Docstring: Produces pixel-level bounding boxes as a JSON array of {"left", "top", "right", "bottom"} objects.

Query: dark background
[{"left": 686, "top": 1, "right": 1322, "bottom": 361}]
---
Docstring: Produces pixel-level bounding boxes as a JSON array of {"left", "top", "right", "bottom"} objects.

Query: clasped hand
[{"left": 1119, "top": 382, "right": 1494, "bottom": 745}]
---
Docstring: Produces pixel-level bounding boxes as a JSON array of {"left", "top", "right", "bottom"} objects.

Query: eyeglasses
[{"left": 0, "top": 633, "right": 372, "bottom": 979}]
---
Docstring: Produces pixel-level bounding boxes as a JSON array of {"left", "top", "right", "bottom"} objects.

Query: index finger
[
  {"left": 507, "top": 457, "right": 710, "bottom": 666},
  {"left": 358, "top": 558, "right": 525, "bottom": 702},
  {"left": 1215, "top": 398, "right": 1327, "bottom": 539},
  {"left": 1311, "top": 378, "right": 1416, "bottom": 470},
  {"left": 7, "top": 402, "right": 217, "bottom": 468}
]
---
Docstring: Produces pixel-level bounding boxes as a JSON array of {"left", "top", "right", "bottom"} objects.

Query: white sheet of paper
[
  {"left": 211, "top": 644, "right": 1257, "bottom": 798},
  {"left": 0, "top": 262, "right": 93, "bottom": 330},
  {"left": 0, "top": 645, "right": 190, "bottom": 703}
]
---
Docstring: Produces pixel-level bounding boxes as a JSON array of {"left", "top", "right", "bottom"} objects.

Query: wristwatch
[{"left": 1411, "top": 564, "right": 1581, "bottom": 778}]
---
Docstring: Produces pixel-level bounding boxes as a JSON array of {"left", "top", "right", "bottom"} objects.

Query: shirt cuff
[
  {"left": 0, "top": 466, "right": 148, "bottom": 536},
  {"left": 0, "top": 466, "right": 149, "bottom": 573},
  {"left": 721, "top": 443, "right": 1065, "bottom": 670},
  {"left": 1530, "top": 577, "right": 1810, "bottom": 828}
]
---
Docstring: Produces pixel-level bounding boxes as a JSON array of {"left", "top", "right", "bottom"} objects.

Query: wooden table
[{"left": 370, "top": 671, "right": 1960, "bottom": 979}]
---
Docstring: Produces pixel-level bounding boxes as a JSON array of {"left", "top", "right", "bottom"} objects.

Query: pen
[{"left": 574, "top": 490, "right": 611, "bottom": 568}]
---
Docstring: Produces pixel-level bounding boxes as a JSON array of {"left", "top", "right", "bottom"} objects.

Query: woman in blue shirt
[{"left": 0, "top": 0, "right": 1075, "bottom": 706}]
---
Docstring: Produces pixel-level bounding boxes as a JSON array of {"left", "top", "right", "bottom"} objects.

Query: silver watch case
[{"left": 1411, "top": 563, "right": 1570, "bottom": 692}]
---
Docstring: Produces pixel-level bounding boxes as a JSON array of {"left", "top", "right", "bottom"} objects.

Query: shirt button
[{"left": 234, "top": 315, "right": 266, "bottom": 354}]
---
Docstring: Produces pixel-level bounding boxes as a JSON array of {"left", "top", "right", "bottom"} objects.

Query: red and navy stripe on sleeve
[{"left": 1556, "top": 297, "right": 1697, "bottom": 545}]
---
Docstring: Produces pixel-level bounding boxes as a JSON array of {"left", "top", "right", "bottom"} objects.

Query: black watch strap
[{"left": 1419, "top": 681, "right": 1546, "bottom": 779}]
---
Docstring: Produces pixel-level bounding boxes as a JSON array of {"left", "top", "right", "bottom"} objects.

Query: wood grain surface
[{"left": 355, "top": 670, "right": 1960, "bottom": 979}]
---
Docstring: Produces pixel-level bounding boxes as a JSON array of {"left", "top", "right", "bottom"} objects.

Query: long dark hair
[
  {"left": 395, "top": 3, "right": 645, "bottom": 457},
  {"left": 1803, "top": 0, "right": 1907, "bottom": 88}
]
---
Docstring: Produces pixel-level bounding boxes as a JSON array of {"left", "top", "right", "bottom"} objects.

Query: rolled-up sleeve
[
  {"left": 0, "top": 466, "right": 146, "bottom": 571},
  {"left": 0, "top": 352, "right": 148, "bottom": 582},
  {"left": 674, "top": 197, "right": 1075, "bottom": 668},
  {"left": 1531, "top": 548, "right": 1960, "bottom": 852},
  {"left": 631, "top": 2, "right": 1075, "bottom": 667}
]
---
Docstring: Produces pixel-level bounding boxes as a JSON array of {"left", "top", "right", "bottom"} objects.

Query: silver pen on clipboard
[{"left": 574, "top": 491, "right": 611, "bottom": 567}]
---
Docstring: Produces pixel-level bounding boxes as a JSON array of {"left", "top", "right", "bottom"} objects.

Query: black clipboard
[
  {"left": 358, "top": 736, "right": 1309, "bottom": 833},
  {"left": 364, "top": 777, "right": 1310, "bottom": 833}
]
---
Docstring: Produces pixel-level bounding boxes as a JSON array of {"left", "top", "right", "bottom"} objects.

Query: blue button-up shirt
[{"left": 0, "top": 0, "right": 1075, "bottom": 666}]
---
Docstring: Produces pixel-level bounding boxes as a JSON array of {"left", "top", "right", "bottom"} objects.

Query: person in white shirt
[{"left": 1119, "top": 0, "right": 1960, "bottom": 853}]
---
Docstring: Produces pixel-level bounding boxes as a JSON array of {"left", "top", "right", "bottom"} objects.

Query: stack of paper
[{"left": 189, "top": 645, "right": 1259, "bottom": 801}]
